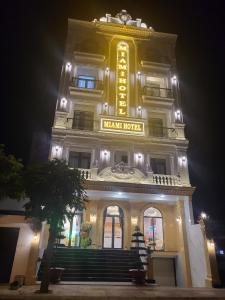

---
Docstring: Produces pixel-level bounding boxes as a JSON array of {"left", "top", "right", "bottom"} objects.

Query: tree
[
  {"left": 24, "top": 159, "right": 87, "bottom": 293},
  {"left": 0, "top": 145, "right": 24, "bottom": 200}
]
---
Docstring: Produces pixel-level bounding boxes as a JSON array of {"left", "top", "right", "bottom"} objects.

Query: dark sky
[{"left": 1, "top": 1, "right": 225, "bottom": 241}]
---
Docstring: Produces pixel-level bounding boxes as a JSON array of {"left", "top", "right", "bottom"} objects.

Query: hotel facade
[{"left": 0, "top": 11, "right": 215, "bottom": 287}]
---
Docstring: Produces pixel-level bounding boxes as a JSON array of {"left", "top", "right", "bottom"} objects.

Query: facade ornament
[
  {"left": 115, "top": 10, "right": 132, "bottom": 25},
  {"left": 98, "top": 10, "right": 151, "bottom": 29},
  {"left": 111, "top": 161, "right": 134, "bottom": 174}
]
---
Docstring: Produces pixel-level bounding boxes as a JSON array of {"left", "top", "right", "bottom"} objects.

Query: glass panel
[
  {"left": 87, "top": 80, "right": 95, "bottom": 89},
  {"left": 114, "top": 216, "right": 122, "bottom": 248},
  {"left": 151, "top": 158, "right": 167, "bottom": 175},
  {"left": 144, "top": 217, "right": 154, "bottom": 246},
  {"left": 61, "top": 214, "right": 81, "bottom": 247},
  {"left": 68, "top": 152, "right": 91, "bottom": 169},
  {"left": 107, "top": 206, "right": 119, "bottom": 216},
  {"left": 144, "top": 217, "right": 164, "bottom": 250},
  {"left": 144, "top": 207, "right": 162, "bottom": 217},
  {"left": 104, "top": 216, "right": 112, "bottom": 248},
  {"left": 78, "top": 79, "right": 85, "bottom": 88},
  {"left": 154, "top": 218, "right": 164, "bottom": 250}
]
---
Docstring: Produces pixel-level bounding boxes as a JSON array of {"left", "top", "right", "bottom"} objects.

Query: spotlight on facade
[
  {"left": 90, "top": 214, "right": 97, "bottom": 223},
  {"left": 176, "top": 217, "right": 182, "bottom": 223},
  {"left": 65, "top": 62, "right": 72, "bottom": 72},
  {"left": 60, "top": 97, "right": 67, "bottom": 109},
  {"left": 200, "top": 212, "right": 207, "bottom": 220},
  {"left": 171, "top": 75, "right": 177, "bottom": 83},
  {"left": 175, "top": 109, "right": 181, "bottom": 121}
]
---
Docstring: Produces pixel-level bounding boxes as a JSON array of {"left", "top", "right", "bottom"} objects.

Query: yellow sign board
[
  {"left": 116, "top": 42, "right": 129, "bottom": 116},
  {"left": 101, "top": 118, "right": 144, "bottom": 135}
]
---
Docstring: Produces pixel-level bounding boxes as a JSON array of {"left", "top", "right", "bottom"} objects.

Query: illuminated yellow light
[
  {"left": 90, "top": 214, "right": 97, "bottom": 223},
  {"left": 101, "top": 118, "right": 144, "bottom": 135},
  {"left": 116, "top": 41, "right": 129, "bottom": 116},
  {"left": 131, "top": 217, "right": 138, "bottom": 226}
]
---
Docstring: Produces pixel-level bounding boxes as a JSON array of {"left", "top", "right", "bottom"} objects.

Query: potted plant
[{"left": 80, "top": 222, "right": 92, "bottom": 248}]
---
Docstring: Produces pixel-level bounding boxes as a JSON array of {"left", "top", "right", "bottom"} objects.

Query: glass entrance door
[{"left": 103, "top": 206, "right": 123, "bottom": 249}]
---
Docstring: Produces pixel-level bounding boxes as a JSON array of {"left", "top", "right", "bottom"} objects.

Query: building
[{"left": 0, "top": 10, "right": 215, "bottom": 287}]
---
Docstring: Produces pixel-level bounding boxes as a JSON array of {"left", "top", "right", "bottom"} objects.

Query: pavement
[{"left": 0, "top": 284, "right": 225, "bottom": 299}]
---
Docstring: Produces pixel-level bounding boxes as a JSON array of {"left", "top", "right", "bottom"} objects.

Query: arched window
[{"left": 143, "top": 207, "right": 164, "bottom": 250}]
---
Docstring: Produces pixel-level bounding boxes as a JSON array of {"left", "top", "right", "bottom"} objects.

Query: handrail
[{"left": 143, "top": 86, "right": 173, "bottom": 98}]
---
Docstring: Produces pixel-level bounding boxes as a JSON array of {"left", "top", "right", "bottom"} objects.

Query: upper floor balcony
[
  {"left": 143, "top": 86, "right": 173, "bottom": 98},
  {"left": 78, "top": 167, "right": 182, "bottom": 187},
  {"left": 69, "top": 76, "right": 104, "bottom": 100}
]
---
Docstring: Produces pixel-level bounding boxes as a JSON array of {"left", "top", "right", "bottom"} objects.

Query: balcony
[
  {"left": 149, "top": 126, "right": 177, "bottom": 139},
  {"left": 143, "top": 86, "right": 173, "bottom": 99},
  {"left": 78, "top": 167, "right": 182, "bottom": 187},
  {"left": 71, "top": 77, "right": 103, "bottom": 90}
]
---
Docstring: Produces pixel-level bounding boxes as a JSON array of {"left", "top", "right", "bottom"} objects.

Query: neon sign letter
[{"left": 116, "top": 42, "right": 129, "bottom": 116}]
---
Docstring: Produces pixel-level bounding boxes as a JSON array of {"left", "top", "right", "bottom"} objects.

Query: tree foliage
[
  {"left": 24, "top": 159, "right": 87, "bottom": 292},
  {"left": 0, "top": 145, "right": 24, "bottom": 200}
]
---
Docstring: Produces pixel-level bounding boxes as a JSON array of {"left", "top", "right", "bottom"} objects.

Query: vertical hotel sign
[{"left": 116, "top": 42, "right": 129, "bottom": 116}]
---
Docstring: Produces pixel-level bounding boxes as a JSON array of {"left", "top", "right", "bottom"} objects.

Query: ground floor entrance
[{"left": 103, "top": 206, "right": 124, "bottom": 249}]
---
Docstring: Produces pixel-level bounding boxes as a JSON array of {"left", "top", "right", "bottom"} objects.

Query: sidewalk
[{"left": 0, "top": 284, "right": 225, "bottom": 299}]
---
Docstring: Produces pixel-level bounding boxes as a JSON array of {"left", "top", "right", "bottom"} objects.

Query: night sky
[{"left": 1, "top": 1, "right": 225, "bottom": 244}]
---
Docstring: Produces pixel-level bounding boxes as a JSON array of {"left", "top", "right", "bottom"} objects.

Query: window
[
  {"left": 72, "top": 111, "right": 94, "bottom": 131},
  {"left": 68, "top": 151, "right": 91, "bottom": 169},
  {"left": 151, "top": 158, "right": 167, "bottom": 175},
  {"left": 114, "top": 151, "right": 128, "bottom": 165},
  {"left": 149, "top": 118, "right": 164, "bottom": 137},
  {"left": 77, "top": 76, "right": 95, "bottom": 89},
  {"left": 144, "top": 207, "right": 164, "bottom": 251}
]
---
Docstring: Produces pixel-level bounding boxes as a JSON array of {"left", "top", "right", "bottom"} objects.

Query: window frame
[{"left": 143, "top": 207, "right": 164, "bottom": 251}]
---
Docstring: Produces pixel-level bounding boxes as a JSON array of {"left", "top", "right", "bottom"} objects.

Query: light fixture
[
  {"left": 175, "top": 109, "right": 181, "bottom": 120},
  {"left": 131, "top": 217, "right": 138, "bottom": 226},
  {"left": 137, "top": 106, "right": 142, "bottom": 111},
  {"left": 176, "top": 217, "right": 182, "bottom": 223},
  {"left": 90, "top": 214, "right": 97, "bottom": 223},
  {"left": 65, "top": 62, "right": 72, "bottom": 72},
  {"left": 219, "top": 250, "right": 224, "bottom": 255},
  {"left": 137, "top": 71, "right": 141, "bottom": 75},
  {"left": 106, "top": 67, "right": 110, "bottom": 72},
  {"left": 60, "top": 97, "right": 67, "bottom": 109},
  {"left": 200, "top": 212, "right": 207, "bottom": 220},
  {"left": 171, "top": 75, "right": 177, "bottom": 83},
  {"left": 137, "top": 153, "right": 142, "bottom": 159},
  {"left": 104, "top": 102, "right": 108, "bottom": 107},
  {"left": 160, "top": 194, "right": 165, "bottom": 198}
]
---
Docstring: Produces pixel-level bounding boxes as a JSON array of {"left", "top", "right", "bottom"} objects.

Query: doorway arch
[{"left": 103, "top": 205, "right": 124, "bottom": 249}]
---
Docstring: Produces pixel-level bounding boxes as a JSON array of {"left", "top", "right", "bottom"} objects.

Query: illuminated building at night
[{"left": 0, "top": 10, "right": 216, "bottom": 287}]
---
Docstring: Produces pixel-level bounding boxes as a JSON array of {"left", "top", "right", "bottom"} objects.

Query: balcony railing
[
  {"left": 78, "top": 168, "right": 182, "bottom": 186},
  {"left": 78, "top": 169, "right": 92, "bottom": 180},
  {"left": 71, "top": 77, "right": 103, "bottom": 90},
  {"left": 149, "top": 126, "right": 177, "bottom": 138},
  {"left": 153, "top": 174, "right": 181, "bottom": 186},
  {"left": 143, "top": 86, "right": 173, "bottom": 98}
]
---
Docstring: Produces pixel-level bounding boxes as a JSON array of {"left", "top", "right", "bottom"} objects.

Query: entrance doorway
[
  {"left": 0, "top": 227, "right": 19, "bottom": 283},
  {"left": 103, "top": 206, "right": 123, "bottom": 249}
]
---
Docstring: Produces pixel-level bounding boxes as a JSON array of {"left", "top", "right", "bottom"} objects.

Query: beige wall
[
  {"left": 85, "top": 199, "right": 179, "bottom": 252},
  {"left": 0, "top": 215, "right": 36, "bottom": 283}
]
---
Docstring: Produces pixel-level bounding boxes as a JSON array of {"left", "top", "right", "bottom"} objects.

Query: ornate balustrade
[
  {"left": 78, "top": 169, "right": 92, "bottom": 180},
  {"left": 78, "top": 168, "right": 182, "bottom": 186},
  {"left": 152, "top": 174, "right": 181, "bottom": 186}
]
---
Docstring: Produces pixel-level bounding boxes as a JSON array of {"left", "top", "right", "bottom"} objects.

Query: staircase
[{"left": 38, "top": 248, "right": 143, "bottom": 282}]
